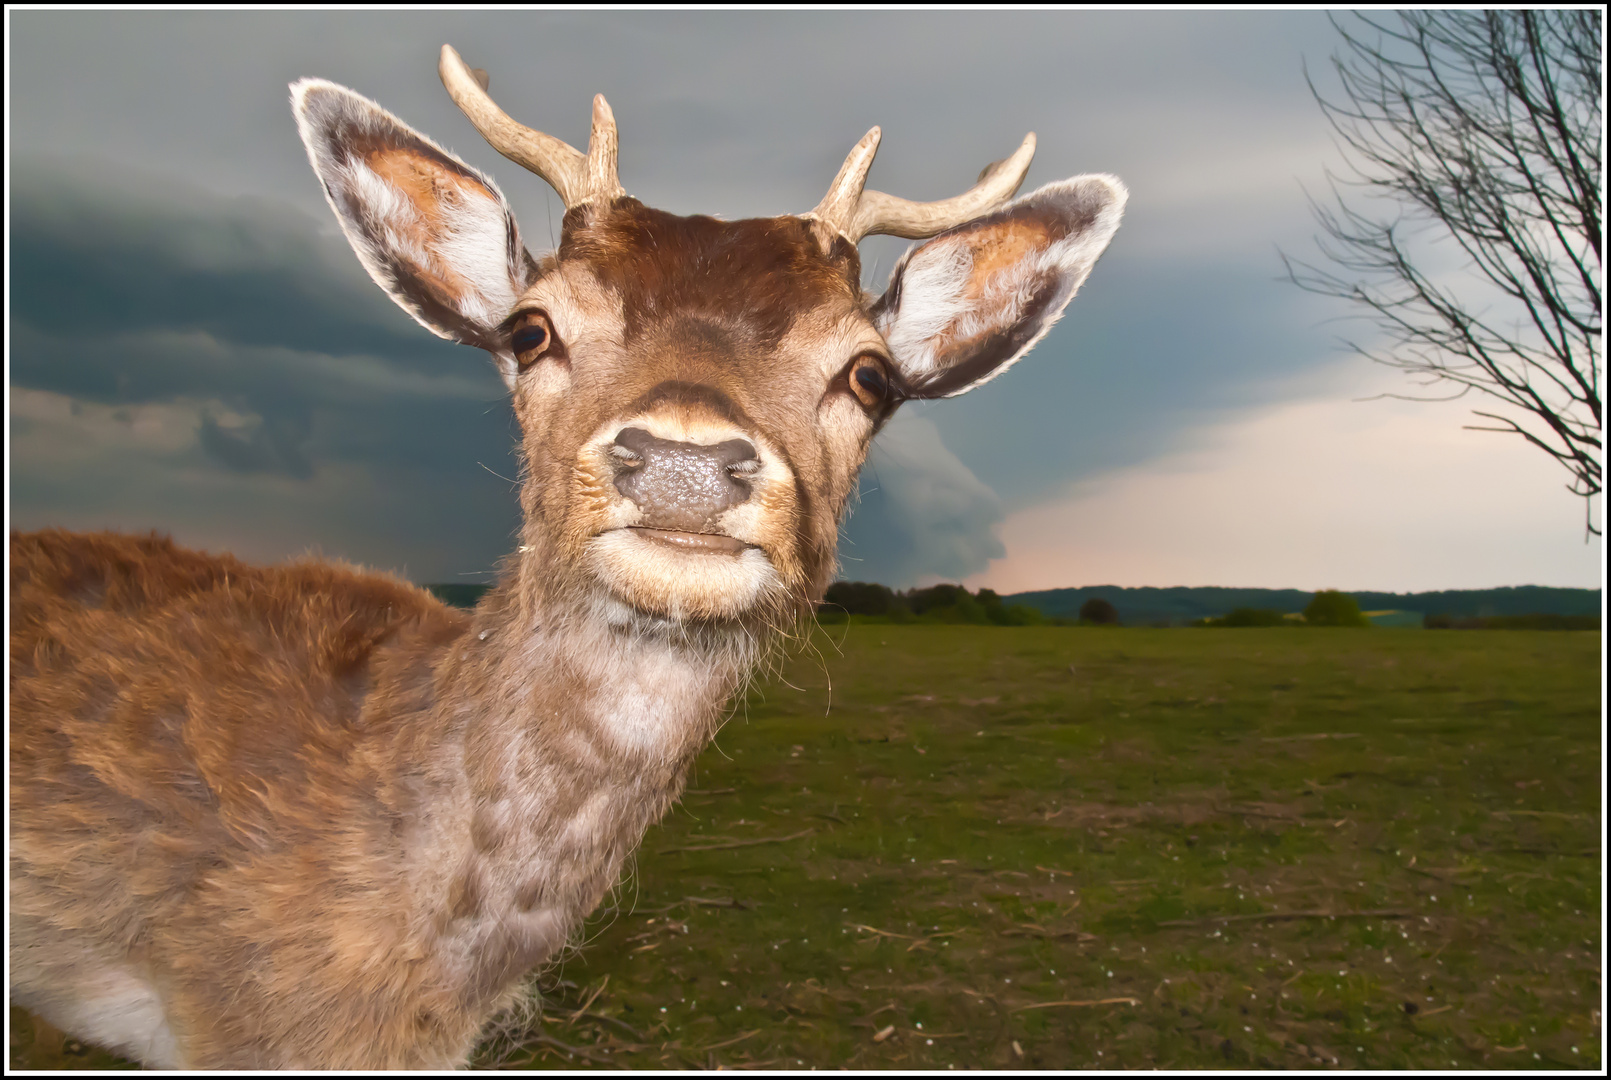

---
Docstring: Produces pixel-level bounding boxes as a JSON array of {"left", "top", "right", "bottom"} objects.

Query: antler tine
[
  {"left": 811, "top": 131, "right": 1038, "bottom": 244},
  {"left": 806, "top": 127, "right": 882, "bottom": 243},
  {"left": 438, "top": 45, "right": 623, "bottom": 208},
  {"left": 585, "top": 94, "right": 626, "bottom": 203}
]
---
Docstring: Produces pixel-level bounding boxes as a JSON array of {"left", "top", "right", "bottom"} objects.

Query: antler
[
  {"left": 438, "top": 44, "right": 624, "bottom": 208},
  {"left": 807, "top": 127, "right": 1037, "bottom": 243}
]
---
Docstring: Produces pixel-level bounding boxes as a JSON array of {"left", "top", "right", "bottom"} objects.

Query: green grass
[{"left": 11, "top": 625, "right": 1601, "bottom": 1070}]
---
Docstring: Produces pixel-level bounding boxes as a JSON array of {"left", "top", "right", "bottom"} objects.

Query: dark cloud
[
  {"left": 10, "top": 160, "right": 454, "bottom": 370},
  {"left": 197, "top": 407, "right": 314, "bottom": 479},
  {"left": 8, "top": 11, "right": 1374, "bottom": 587},
  {"left": 9, "top": 160, "right": 524, "bottom": 580}
]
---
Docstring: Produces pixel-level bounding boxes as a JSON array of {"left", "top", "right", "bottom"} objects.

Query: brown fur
[
  {"left": 10, "top": 79, "right": 1123, "bottom": 1069},
  {"left": 10, "top": 528, "right": 724, "bottom": 1067},
  {"left": 561, "top": 199, "right": 862, "bottom": 346},
  {"left": 6, "top": 211, "right": 874, "bottom": 1066}
]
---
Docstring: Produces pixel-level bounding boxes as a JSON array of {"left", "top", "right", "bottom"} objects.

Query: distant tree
[
  {"left": 819, "top": 582, "right": 1053, "bottom": 626},
  {"left": 1304, "top": 590, "right": 1371, "bottom": 627},
  {"left": 1285, "top": 12, "right": 1602, "bottom": 536},
  {"left": 973, "top": 589, "right": 1046, "bottom": 626},
  {"left": 1001, "top": 604, "right": 1048, "bottom": 626},
  {"left": 1217, "top": 608, "right": 1289, "bottom": 627},
  {"left": 822, "top": 581, "right": 901, "bottom": 616},
  {"left": 1078, "top": 597, "right": 1121, "bottom": 625},
  {"left": 902, "top": 585, "right": 939, "bottom": 615},
  {"left": 1426, "top": 612, "right": 1600, "bottom": 630}
]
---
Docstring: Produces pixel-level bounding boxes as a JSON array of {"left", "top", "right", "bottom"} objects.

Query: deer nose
[{"left": 611, "top": 427, "right": 759, "bottom": 533}]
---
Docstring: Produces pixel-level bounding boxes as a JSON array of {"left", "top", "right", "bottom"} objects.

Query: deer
[{"left": 8, "top": 45, "right": 1125, "bottom": 1069}]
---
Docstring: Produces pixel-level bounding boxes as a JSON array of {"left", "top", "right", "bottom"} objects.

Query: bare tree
[{"left": 1285, "top": 11, "right": 1601, "bottom": 536}]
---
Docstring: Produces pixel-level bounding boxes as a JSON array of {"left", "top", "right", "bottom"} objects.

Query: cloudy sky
[{"left": 8, "top": 11, "right": 1602, "bottom": 593}]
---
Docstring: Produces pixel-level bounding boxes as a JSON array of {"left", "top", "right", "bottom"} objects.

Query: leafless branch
[{"left": 1283, "top": 11, "right": 1602, "bottom": 536}]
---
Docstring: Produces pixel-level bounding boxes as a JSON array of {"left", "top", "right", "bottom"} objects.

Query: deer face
[
  {"left": 292, "top": 50, "right": 1124, "bottom": 629},
  {"left": 505, "top": 204, "right": 883, "bottom": 624}
]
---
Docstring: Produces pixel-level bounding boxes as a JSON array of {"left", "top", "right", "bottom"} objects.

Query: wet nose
[{"left": 612, "top": 427, "right": 759, "bottom": 533}]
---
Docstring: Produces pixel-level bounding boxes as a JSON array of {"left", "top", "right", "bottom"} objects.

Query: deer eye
[
  {"left": 849, "top": 355, "right": 892, "bottom": 410},
  {"left": 511, "top": 311, "right": 554, "bottom": 368}
]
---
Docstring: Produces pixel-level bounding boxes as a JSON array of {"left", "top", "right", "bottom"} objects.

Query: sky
[{"left": 7, "top": 10, "right": 1603, "bottom": 593}]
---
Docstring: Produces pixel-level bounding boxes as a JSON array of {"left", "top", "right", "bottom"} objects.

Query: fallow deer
[{"left": 8, "top": 45, "right": 1125, "bottom": 1069}]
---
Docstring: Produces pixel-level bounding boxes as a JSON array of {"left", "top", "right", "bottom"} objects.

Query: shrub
[
  {"left": 1425, "top": 612, "right": 1600, "bottom": 630},
  {"left": 906, "top": 584, "right": 970, "bottom": 616},
  {"left": 1304, "top": 590, "right": 1371, "bottom": 627},
  {"left": 816, "top": 582, "right": 1052, "bottom": 626},
  {"left": 1078, "top": 597, "right": 1121, "bottom": 625},
  {"left": 1000, "top": 604, "right": 1047, "bottom": 626},
  {"left": 1218, "top": 607, "right": 1289, "bottom": 627},
  {"left": 822, "top": 581, "right": 903, "bottom": 616}
]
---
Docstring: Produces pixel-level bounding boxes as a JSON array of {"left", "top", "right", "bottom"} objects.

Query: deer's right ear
[{"left": 292, "top": 78, "right": 538, "bottom": 387}]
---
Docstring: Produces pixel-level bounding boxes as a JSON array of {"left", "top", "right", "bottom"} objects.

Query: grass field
[{"left": 10, "top": 624, "right": 1602, "bottom": 1070}]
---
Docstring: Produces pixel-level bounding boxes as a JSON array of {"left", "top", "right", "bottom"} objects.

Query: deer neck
[{"left": 408, "top": 540, "right": 768, "bottom": 997}]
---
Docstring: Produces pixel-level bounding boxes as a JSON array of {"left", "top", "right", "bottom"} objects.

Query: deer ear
[
  {"left": 869, "top": 176, "right": 1125, "bottom": 399},
  {"left": 292, "top": 78, "right": 537, "bottom": 386}
]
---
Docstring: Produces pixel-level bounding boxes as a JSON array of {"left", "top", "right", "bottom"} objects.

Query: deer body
[
  {"left": 11, "top": 531, "right": 757, "bottom": 1068},
  {"left": 9, "top": 46, "right": 1124, "bottom": 1069}
]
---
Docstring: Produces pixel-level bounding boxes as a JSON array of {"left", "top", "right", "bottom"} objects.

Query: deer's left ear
[{"left": 869, "top": 175, "right": 1126, "bottom": 399}]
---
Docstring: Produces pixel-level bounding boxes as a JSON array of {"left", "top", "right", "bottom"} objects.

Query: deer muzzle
[{"left": 611, "top": 427, "right": 758, "bottom": 539}]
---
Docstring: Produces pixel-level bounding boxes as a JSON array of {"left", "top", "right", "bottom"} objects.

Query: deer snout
[{"left": 611, "top": 427, "right": 758, "bottom": 533}]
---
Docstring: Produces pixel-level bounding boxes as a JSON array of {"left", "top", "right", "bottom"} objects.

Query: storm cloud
[
  {"left": 10, "top": 159, "right": 523, "bottom": 580},
  {"left": 16, "top": 11, "right": 1576, "bottom": 591}
]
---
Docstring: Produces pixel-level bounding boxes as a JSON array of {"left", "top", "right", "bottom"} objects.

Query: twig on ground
[
  {"left": 565, "top": 976, "right": 608, "bottom": 1024},
  {"left": 1012, "top": 997, "right": 1140, "bottom": 1012},
  {"left": 572, "top": 1011, "right": 645, "bottom": 1041},
  {"left": 530, "top": 1034, "right": 611, "bottom": 1065},
  {"left": 659, "top": 828, "right": 814, "bottom": 854},
  {"left": 1408, "top": 865, "right": 1482, "bottom": 881},
  {"left": 846, "top": 922, "right": 965, "bottom": 952},
  {"left": 1158, "top": 909, "right": 1414, "bottom": 927},
  {"left": 1501, "top": 809, "right": 1590, "bottom": 818},
  {"left": 1219, "top": 805, "right": 1306, "bottom": 821},
  {"left": 1262, "top": 732, "right": 1362, "bottom": 742},
  {"left": 696, "top": 1029, "right": 761, "bottom": 1052},
  {"left": 1001, "top": 923, "right": 1096, "bottom": 941},
  {"left": 683, "top": 895, "right": 749, "bottom": 909}
]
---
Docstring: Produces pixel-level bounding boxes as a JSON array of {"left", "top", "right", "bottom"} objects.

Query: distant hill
[
  {"left": 423, "top": 580, "right": 1601, "bottom": 624},
  {"left": 1003, "top": 585, "right": 1602, "bottom": 626}
]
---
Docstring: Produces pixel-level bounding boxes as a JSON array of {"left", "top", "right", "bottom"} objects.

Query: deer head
[{"left": 291, "top": 46, "right": 1124, "bottom": 636}]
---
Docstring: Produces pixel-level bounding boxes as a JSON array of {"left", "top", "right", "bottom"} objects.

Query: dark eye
[
  {"left": 849, "top": 355, "right": 892, "bottom": 409},
  {"left": 510, "top": 311, "right": 554, "bottom": 368}
]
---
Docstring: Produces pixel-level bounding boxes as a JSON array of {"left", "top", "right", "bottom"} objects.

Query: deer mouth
[
  {"left": 585, "top": 525, "right": 782, "bottom": 622},
  {"left": 624, "top": 526, "right": 751, "bottom": 555}
]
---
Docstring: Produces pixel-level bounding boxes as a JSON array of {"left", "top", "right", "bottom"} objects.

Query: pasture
[{"left": 9, "top": 624, "right": 1601, "bottom": 1070}]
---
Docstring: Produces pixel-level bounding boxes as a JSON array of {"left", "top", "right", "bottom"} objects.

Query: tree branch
[{"left": 1282, "top": 11, "right": 1602, "bottom": 535}]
